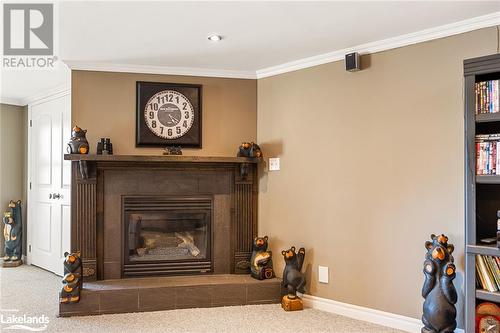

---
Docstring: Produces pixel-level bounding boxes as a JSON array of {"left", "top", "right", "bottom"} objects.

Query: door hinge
[
  {"left": 29, "top": 182, "right": 31, "bottom": 190},
  {"left": 29, "top": 120, "right": 32, "bottom": 127},
  {"left": 28, "top": 245, "right": 31, "bottom": 252}
]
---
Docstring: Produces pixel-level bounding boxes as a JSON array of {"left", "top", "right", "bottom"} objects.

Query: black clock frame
[{"left": 136, "top": 81, "right": 202, "bottom": 148}]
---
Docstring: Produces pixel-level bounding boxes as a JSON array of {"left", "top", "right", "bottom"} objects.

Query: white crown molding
[
  {"left": 0, "top": 97, "right": 25, "bottom": 106},
  {"left": 3, "top": 11, "right": 499, "bottom": 104},
  {"left": 300, "top": 293, "right": 464, "bottom": 333},
  {"left": 63, "top": 61, "right": 257, "bottom": 79},
  {"left": 256, "top": 11, "right": 500, "bottom": 78},
  {"left": 24, "top": 84, "right": 71, "bottom": 106}
]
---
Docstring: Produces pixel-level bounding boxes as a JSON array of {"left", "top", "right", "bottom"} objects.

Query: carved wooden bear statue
[
  {"left": 281, "top": 246, "right": 306, "bottom": 298},
  {"left": 237, "top": 142, "right": 262, "bottom": 158},
  {"left": 250, "top": 236, "right": 275, "bottom": 280},
  {"left": 2, "top": 200, "right": 22, "bottom": 263},
  {"left": 67, "top": 126, "right": 89, "bottom": 154},
  {"left": 60, "top": 251, "right": 83, "bottom": 304},
  {"left": 422, "top": 234, "right": 457, "bottom": 333}
]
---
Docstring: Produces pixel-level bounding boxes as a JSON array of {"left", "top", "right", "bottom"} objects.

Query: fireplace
[
  {"left": 65, "top": 155, "right": 260, "bottom": 281},
  {"left": 123, "top": 196, "right": 212, "bottom": 277},
  {"left": 60, "top": 155, "right": 284, "bottom": 318}
]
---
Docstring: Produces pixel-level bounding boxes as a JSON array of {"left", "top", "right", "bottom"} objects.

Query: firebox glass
[{"left": 127, "top": 212, "right": 208, "bottom": 262}]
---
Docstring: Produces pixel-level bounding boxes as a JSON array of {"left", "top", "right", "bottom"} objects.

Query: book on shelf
[
  {"left": 476, "top": 80, "right": 499, "bottom": 114},
  {"left": 475, "top": 254, "right": 500, "bottom": 292},
  {"left": 475, "top": 134, "right": 500, "bottom": 175}
]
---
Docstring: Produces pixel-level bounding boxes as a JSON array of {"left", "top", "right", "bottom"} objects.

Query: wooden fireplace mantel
[
  {"left": 64, "top": 154, "right": 262, "bottom": 164},
  {"left": 64, "top": 154, "right": 261, "bottom": 180}
]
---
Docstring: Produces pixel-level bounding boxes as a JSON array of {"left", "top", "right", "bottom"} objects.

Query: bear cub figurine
[
  {"left": 237, "top": 142, "right": 262, "bottom": 158},
  {"left": 422, "top": 234, "right": 457, "bottom": 333},
  {"left": 250, "top": 236, "right": 275, "bottom": 280},
  {"left": 67, "top": 126, "right": 89, "bottom": 154},
  {"left": 60, "top": 251, "right": 83, "bottom": 304},
  {"left": 281, "top": 246, "right": 306, "bottom": 298}
]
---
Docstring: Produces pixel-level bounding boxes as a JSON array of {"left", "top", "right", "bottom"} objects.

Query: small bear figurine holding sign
[
  {"left": 250, "top": 236, "right": 275, "bottom": 280},
  {"left": 60, "top": 251, "right": 83, "bottom": 304},
  {"left": 281, "top": 246, "right": 306, "bottom": 311},
  {"left": 2, "top": 200, "right": 22, "bottom": 267},
  {"left": 422, "top": 234, "right": 457, "bottom": 333}
]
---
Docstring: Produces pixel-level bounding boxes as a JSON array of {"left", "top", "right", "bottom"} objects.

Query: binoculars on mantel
[{"left": 96, "top": 138, "right": 113, "bottom": 155}]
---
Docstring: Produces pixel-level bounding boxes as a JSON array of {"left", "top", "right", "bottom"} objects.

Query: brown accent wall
[
  {"left": 257, "top": 27, "right": 499, "bottom": 323},
  {"left": 72, "top": 71, "right": 257, "bottom": 156}
]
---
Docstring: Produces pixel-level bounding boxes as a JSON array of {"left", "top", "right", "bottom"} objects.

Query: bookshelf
[{"left": 465, "top": 54, "right": 500, "bottom": 332}]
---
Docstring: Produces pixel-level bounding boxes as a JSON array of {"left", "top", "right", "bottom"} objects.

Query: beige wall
[
  {"left": 72, "top": 71, "right": 257, "bottom": 156},
  {"left": 0, "top": 103, "right": 27, "bottom": 256},
  {"left": 257, "top": 27, "right": 499, "bottom": 323}
]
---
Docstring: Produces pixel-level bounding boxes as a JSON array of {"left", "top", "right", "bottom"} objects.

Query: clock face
[{"left": 144, "top": 90, "right": 195, "bottom": 139}]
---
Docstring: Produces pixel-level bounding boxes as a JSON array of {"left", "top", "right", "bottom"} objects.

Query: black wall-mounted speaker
[{"left": 345, "top": 52, "right": 360, "bottom": 72}]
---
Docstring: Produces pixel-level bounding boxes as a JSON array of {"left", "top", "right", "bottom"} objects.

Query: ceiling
[{"left": 2, "top": 1, "right": 500, "bottom": 105}]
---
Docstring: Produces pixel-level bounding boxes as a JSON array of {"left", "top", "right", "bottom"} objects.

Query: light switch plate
[
  {"left": 318, "top": 265, "right": 329, "bottom": 284},
  {"left": 269, "top": 158, "right": 280, "bottom": 171}
]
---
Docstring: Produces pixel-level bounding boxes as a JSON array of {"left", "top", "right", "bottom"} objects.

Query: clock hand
[{"left": 168, "top": 114, "right": 180, "bottom": 123}]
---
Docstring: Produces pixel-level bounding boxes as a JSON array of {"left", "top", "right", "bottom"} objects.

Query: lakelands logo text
[
  {"left": 3, "top": 3, "right": 56, "bottom": 69},
  {"left": 1, "top": 312, "right": 49, "bottom": 331}
]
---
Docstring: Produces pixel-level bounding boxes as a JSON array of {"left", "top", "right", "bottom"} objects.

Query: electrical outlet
[
  {"left": 269, "top": 157, "right": 280, "bottom": 171},
  {"left": 318, "top": 265, "right": 329, "bottom": 284}
]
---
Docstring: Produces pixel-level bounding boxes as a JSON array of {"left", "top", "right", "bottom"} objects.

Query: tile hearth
[{"left": 59, "top": 274, "right": 283, "bottom": 317}]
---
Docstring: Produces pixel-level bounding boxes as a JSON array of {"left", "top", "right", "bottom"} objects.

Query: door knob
[
  {"left": 49, "top": 193, "right": 52, "bottom": 199},
  {"left": 52, "top": 193, "right": 62, "bottom": 199}
]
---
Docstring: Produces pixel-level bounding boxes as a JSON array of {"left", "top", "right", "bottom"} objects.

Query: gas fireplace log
[{"left": 175, "top": 232, "right": 201, "bottom": 257}]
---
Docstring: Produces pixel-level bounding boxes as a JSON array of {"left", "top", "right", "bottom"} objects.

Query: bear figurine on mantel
[
  {"left": 281, "top": 246, "right": 306, "bottom": 311},
  {"left": 2, "top": 200, "right": 22, "bottom": 267},
  {"left": 237, "top": 142, "right": 262, "bottom": 158},
  {"left": 67, "top": 126, "right": 89, "bottom": 154},
  {"left": 422, "top": 234, "right": 457, "bottom": 333}
]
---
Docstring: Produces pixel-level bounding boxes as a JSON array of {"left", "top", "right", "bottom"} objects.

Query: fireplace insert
[{"left": 122, "top": 196, "right": 212, "bottom": 277}]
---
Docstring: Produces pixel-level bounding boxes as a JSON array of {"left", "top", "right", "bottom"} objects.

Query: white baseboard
[{"left": 300, "top": 294, "right": 464, "bottom": 333}]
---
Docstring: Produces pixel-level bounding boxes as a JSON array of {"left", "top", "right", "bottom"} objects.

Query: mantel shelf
[{"left": 64, "top": 154, "right": 262, "bottom": 164}]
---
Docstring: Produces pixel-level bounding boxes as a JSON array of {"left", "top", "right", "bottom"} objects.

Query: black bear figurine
[
  {"left": 250, "top": 236, "right": 275, "bottom": 280},
  {"left": 67, "top": 126, "right": 89, "bottom": 154},
  {"left": 2, "top": 200, "right": 22, "bottom": 265},
  {"left": 60, "top": 251, "right": 83, "bottom": 304},
  {"left": 422, "top": 234, "right": 457, "bottom": 333},
  {"left": 281, "top": 246, "right": 306, "bottom": 298},
  {"left": 237, "top": 142, "right": 262, "bottom": 158}
]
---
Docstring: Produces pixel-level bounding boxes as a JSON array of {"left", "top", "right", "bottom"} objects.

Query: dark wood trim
[
  {"left": 64, "top": 154, "right": 262, "bottom": 164},
  {"left": 464, "top": 54, "right": 500, "bottom": 76},
  {"left": 72, "top": 162, "right": 98, "bottom": 281}
]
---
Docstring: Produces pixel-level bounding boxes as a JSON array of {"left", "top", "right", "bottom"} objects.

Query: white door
[{"left": 28, "top": 92, "right": 71, "bottom": 276}]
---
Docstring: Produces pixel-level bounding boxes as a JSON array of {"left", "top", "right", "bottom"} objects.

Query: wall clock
[{"left": 136, "top": 81, "right": 202, "bottom": 147}]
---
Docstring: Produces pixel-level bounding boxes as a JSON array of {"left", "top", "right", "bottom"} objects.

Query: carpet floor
[{"left": 0, "top": 265, "right": 405, "bottom": 333}]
